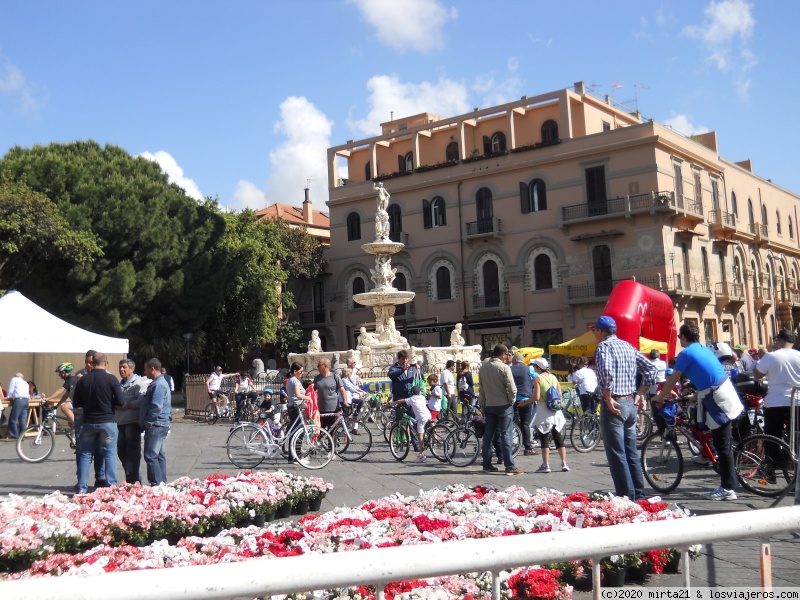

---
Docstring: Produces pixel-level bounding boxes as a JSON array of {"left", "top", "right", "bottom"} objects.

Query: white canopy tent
[{"left": 0, "top": 291, "right": 128, "bottom": 394}]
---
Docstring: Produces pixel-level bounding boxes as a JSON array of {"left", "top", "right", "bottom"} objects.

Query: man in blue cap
[{"left": 592, "top": 315, "right": 658, "bottom": 500}]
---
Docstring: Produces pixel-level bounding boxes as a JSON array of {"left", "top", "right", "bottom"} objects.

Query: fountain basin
[
  {"left": 361, "top": 241, "right": 405, "bottom": 255},
  {"left": 353, "top": 291, "right": 414, "bottom": 306}
]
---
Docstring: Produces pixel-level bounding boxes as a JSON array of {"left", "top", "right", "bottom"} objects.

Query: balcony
[
  {"left": 394, "top": 300, "right": 415, "bottom": 318},
  {"left": 565, "top": 279, "right": 627, "bottom": 303},
  {"left": 748, "top": 222, "right": 769, "bottom": 245},
  {"left": 472, "top": 290, "right": 509, "bottom": 312},
  {"left": 560, "top": 191, "right": 696, "bottom": 226},
  {"left": 715, "top": 281, "right": 745, "bottom": 312},
  {"left": 753, "top": 286, "right": 773, "bottom": 312},
  {"left": 663, "top": 274, "right": 712, "bottom": 309},
  {"left": 465, "top": 217, "right": 502, "bottom": 240},
  {"left": 708, "top": 209, "right": 736, "bottom": 239},
  {"left": 299, "top": 309, "right": 334, "bottom": 326}
]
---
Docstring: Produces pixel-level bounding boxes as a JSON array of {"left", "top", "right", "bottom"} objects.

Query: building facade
[{"left": 319, "top": 81, "right": 800, "bottom": 354}]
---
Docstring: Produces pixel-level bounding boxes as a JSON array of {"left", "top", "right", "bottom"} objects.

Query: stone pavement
[{"left": 0, "top": 408, "right": 798, "bottom": 591}]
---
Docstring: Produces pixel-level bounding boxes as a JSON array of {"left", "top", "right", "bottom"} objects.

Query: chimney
[{"left": 303, "top": 187, "right": 313, "bottom": 225}]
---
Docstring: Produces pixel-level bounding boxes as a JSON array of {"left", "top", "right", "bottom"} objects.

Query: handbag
[{"left": 545, "top": 375, "right": 563, "bottom": 411}]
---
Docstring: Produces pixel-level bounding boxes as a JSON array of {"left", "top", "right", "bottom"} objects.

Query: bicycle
[
  {"left": 387, "top": 407, "right": 451, "bottom": 462},
  {"left": 324, "top": 408, "right": 373, "bottom": 461},
  {"left": 206, "top": 392, "right": 234, "bottom": 425},
  {"left": 440, "top": 396, "right": 522, "bottom": 467},
  {"left": 225, "top": 405, "right": 334, "bottom": 470},
  {"left": 16, "top": 399, "right": 76, "bottom": 463}
]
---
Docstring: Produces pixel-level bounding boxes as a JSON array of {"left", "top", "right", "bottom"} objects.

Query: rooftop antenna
[
  {"left": 633, "top": 83, "right": 649, "bottom": 112},
  {"left": 611, "top": 80, "right": 623, "bottom": 97},
  {"left": 588, "top": 82, "right": 601, "bottom": 93},
  {"left": 306, "top": 176, "right": 313, "bottom": 188}
]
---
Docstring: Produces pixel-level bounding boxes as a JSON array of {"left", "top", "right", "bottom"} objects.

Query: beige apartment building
[{"left": 311, "top": 81, "right": 800, "bottom": 355}]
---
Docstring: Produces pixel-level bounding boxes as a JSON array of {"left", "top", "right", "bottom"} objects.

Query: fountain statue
[{"left": 289, "top": 182, "right": 481, "bottom": 371}]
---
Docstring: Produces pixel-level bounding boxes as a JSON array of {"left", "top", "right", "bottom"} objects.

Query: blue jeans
[
  {"left": 77, "top": 422, "right": 118, "bottom": 493},
  {"left": 143, "top": 426, "right": 169, "bottom": 485},
  {"left": 482, "top": 404, "right": 516, "bottom": 470},
  {"left": 600, "top": 398, "right": 645, "bottom": 500},
  {"left": 74, "top": 413, "right": 106, "bottom": 482},
  {"left": 8, "top": 397, "right": 29, "bottom": 438}
]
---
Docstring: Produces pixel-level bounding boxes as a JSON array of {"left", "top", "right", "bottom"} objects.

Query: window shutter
[
  {"left": 423, "top": 199, "right": 432, "bottom": 229},
  {"left": 482, "top": 136, "right": 491, "bottom": 156},
  {"left": 520, "top": 182, "right": 530, "bottom": 214},
  {"left": 538, "top": 181, "right": 547, "bottom": 211},
  {"left": 398, "top": 155, "right": 405, "bottom": 172}
]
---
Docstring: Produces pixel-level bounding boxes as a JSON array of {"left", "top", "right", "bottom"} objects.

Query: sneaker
[
  {"left": 496, "top": 457, "right": 504, "bottom": 465},
  {"left": 483, "top": 465, "right": 500, "bottom": 472},
  {"left": 691, "top": 455, "right": 711, "bottom": 465},
  {"left": 535, "top": 464, "right": 552, "bottom": 474},
  {"left": 524, "top": 448, "right": 539, "bottom": 456},
  {"left": 704, "top": 486, "right": 737, "bottom": 501},
  {"left": 415, "top": 453, "right": 427, "bottom": 463},
  {"left": 506, "top": 467, "right": 524, "bottom": 476},
  {"left": 561, "top": 462, "right": 570, "bottom": 472},
  {"left": 351, "top": 429, "right": 360, "bottom": 436}
]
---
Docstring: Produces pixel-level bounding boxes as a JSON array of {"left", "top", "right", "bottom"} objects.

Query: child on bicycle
[
  {"left": 426, "top": 374, "right": 442, "bottom": 421},
  {"left": 392, "top": 385, "right": 431, "bottom": 463}
]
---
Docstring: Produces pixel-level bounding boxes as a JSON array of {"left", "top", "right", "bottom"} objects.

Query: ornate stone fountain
[{"left": 289, "top": 183, "right": 481, "bottom": 372}]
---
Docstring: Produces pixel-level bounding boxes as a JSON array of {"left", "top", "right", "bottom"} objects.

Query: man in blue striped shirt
[{"left": 593, "top": 316, "right": 658, "bottom": 500}]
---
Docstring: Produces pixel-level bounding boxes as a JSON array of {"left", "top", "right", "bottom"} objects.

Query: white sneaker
[
  {"left": 535, "top": 463, "right": 551, "bottom": 474},
  {"left": 415, "top": 453, "right": 427, "bottom": 463},
  {"left": 704, "top": 486, "right": 737, "bottom": 501}
]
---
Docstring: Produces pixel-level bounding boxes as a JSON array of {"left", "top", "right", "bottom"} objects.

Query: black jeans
[
  {"left": 712, "top": 421, "right": 737, "bottom": 490},
  {"left": 515, "top": 400, "right": 534, "bottom": 450},
  {"left": 117, "top": 422, "right": 142, "bottom": 484}
]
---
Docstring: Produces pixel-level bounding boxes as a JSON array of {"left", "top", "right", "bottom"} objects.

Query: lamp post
[
  {"left": 183, "top": 333, "right": 193, "bottom": 377},
  {"left": 669, "top": 252, "right": 675, "bottom": 283}
]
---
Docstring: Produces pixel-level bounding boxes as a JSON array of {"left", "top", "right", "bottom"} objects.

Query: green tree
[
  {"left": 0, "top": 179, "right": 101, "bottom": 292},
  {"left": 0, "top": 141, "right": 227, "bottom": 367}
]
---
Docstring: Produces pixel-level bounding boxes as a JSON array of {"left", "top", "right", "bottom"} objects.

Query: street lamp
[
  {"left": 183, "top": 333, "right": 193, "bottom": 377},
  {"left": 668, "top": 252, "right": 675, "bottom": 282}
]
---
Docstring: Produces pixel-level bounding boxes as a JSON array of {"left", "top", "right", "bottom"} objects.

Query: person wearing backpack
[{"left": 531, "top": 358, "right": 569, "bottom": 473}]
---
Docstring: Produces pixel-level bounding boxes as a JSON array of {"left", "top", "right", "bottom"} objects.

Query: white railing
[{"left": 6, "top": 506, "right": 800, "bottom": 600}]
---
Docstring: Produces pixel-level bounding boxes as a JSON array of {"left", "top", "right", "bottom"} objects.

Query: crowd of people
[{"left": 1, "top": 350, "right": 172, "bottom": 494}]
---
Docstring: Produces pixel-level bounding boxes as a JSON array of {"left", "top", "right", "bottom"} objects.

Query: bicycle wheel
[
  {"left": 444, "top": 428, "right": 480, "bottom": 467},
  {"left": 640, "top": 432, "right": 684, "bottom": 494},
  {"left": 427, "top": 422, "right": 452, "bottom": 462},
  {"left": 291, "top": 425, "right": 334, "bottom": 470},
  {"left": 389, "top": 423, "right": 411, "bottom": 461},
  {"left": 736, "top": 434, "right": 797, "bottom": 497},
  {"left": 511, "top": 423, "right": 522, "bottom": 457},
  {"left": 337, "top": 424, "right": 373, "bottom": 461},
  {"left": 226, "top": 424, "right": 267, "bottom": 469},
  {"left": 16, "top": 426, "right": 55, "bottom": 463},
  {"left": 636, "top": 412, "right": 653, "bottom": 442},
  {"left": 570, "top": 414, "right": 601, "bottom": 453},
  {"left": 205, "top": 402, "right": 219, "bottom": 425}
]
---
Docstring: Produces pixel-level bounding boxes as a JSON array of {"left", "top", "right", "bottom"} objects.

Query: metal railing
[
  {"left": 566, "top": 279, "right": 625, "bottom": 300},
  {"left": 472, "top": 290, "right": 508, "bottom": 310},
  {"left": 753, "top": 286, "right": 773, "bottom": 302},
  {"left": 715, "top": 281, "right": 745, "bottom": 298},
  {"left": 7, "top": 506, "right": 800, "bottom": 600},
  {"left": 708, "top": 208, "right": 736, "bottom": 227},
  {"left": 298, "top": 309, "right": 327, "bottom": 325},
  {"left": 466, "top": 217, "right": 501, "bottom": 237},
  {"left": 560, "top": 190, "right": 679, "bottom": 222}
]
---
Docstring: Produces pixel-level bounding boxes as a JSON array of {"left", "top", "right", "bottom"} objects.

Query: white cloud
[
  {"left": 266, "top": 96, "right": 333, "bottom": 210},
  {"left": 507, "top": 57, "right": 519, "bottom": 73},
  {"left": 472, "top": 75, "right": 523, "bottom": 108},
  {"left": 0, "top": 54, "right": 47, "bottom": 113},
  {"left": 683, "top": 0, "right": 755, "bottom": 71},
  {"left": 350, "top": 0, "right": 457, "bottom": 53},
  {"left": 232, "top": 180, "right": 267, "bottom": 211},
  {"left": 663, "top": 113, "right": 708, "bottom": 136},
  {"left": 139, "top": 150, "right": 203, "bottom": 200}
]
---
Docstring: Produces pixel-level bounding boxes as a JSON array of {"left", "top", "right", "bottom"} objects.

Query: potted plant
[{"left": 600, "top": 554, "right": 627, "bottom": 587}]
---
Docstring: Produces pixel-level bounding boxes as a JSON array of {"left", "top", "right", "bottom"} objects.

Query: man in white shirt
[
  {"left": 754, "top": 328, "right": 800, "bottom": 443},
  {"left": 6, "top": 372, "right": 30, "bottom": 439},
  {"left": 572, "top": 357, "right": 599, "bottom": 414},
  {"left": 440, "top": 360, "right": 456, "bottom": 408}
]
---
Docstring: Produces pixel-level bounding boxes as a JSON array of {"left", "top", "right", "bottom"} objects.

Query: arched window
[
  {"left": 748, "top": 198, "right": 754, "bottom": 227},
  {"left": 790, "top": 217, "right": 795, "bottom": 240},
  {"left": 436, "top": 266, "right": 452, "bottom": 300},
  {"left": 423, "top": 196, "right": 446, "bottom": 228},
  {"left": 534, "top": 254, "right": 553, "bottom": 290},
  {"left": 346, "top": 212, "right": 361, "bottom": 241},
  {"left": 541, "top": 120, "right": 559, "bottom": 144},
  {"left": 731, "top": 191, "right": 738, "bottom": 217},
  {"left": 388, "top": 204, "right": 402, "bottom": 241},
  {"left": 491, "top": 132, "right": 506, "bottom": 154},
  {"left": 398, "top": 152, "right": 413, "bottom": 173},
  {"left": 762, "top": 205, "right": 769, "bottom": 228},
  {"left": 776, "top": 211, "right": 782, "bottom": 235},
  {"left": 475, "top": 187, "right": 493, "bottom": 234},
  {"left": 520, "top": 179, "right": 547, "bottom": 213},
  {"left": 445, "top": 142, "right": 459, "bottom": 162},
  {"left": 365, "top": 161, "right": 372, "bottom": 181},
  {"left": 352, "top": 276, "right": 365, "bottom": 297},
  {"left": 483, "top": 259, "right": 500, "bottom": 307}
]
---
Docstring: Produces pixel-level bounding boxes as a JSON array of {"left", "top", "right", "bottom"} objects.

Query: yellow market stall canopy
[{"left": 549, "top": 330, "right": 667, "bottom": 357}]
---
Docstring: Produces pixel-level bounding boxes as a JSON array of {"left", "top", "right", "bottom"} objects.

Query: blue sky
[{"left": 2, "top": 0, "right": 798, "bottom": 213}]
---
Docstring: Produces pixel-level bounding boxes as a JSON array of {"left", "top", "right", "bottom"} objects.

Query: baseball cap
[
  {"left": 411, "top": 385, "right": 422, "bottom": 396},
  {"left": 776, "top": 329, "right": 796, "bottom": 343},
  {"left": 748, "top": 348, "right": 758, "bottom": 355},
  {"left": 733, "top": 344, "right": 746, "bottom": 352},
  {"left": 594, "top": 315, "right": 617, "bottom": 332},
  {"left": 532, "top": 357, "right": 549, "bottom": 370}
]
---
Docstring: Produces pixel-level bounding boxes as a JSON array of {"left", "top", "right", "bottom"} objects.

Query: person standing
[
  {"left": 6, "top": 372, "right": 30, "bottom": 440},
  {"left": 734, "top": 345, "right": 756, "bottom": 373},
  {"left": 141, "top": 358, "right": 172, "bottom": 486},
  {"left": 653, "top": 323, "right": 744, "bottom": 501},
  {"left": 313, "top": 358, "right": 348, "bottom": 429},
  {"left": 387, "top": 350, "right": 422, "bottom": 402},
  {"left": 72, "top": 352, "right": 123, "bottom": 494},
  {"left": 478, "top": 344, "right": 523, "bottom": 475},
  {"left": 160, "top": 368, "right": 174, "bottom": 392},
  {"left": 440, "top": 360, "right": 456, "bottom": 409},
  {"left": 531, "top": 358, "right": 569, "bottom": 472},
  {"left": 572, "top": 357, "right": 598, "bottom": 415},
  {"left": 117, "top": 359, "right": 149, "bottom": 484},
  {"left": 593, "top": 316, "right": 658, "bottom": 500},
  {"left": 510, "top": 353, "right": 538, "bottom": 456},
  {"left": 753, "top": 329, "right": 800, "bottom": 448}
]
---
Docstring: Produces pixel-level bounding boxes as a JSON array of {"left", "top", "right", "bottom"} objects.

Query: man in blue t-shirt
[{"left": 653, "top": 323, "right": 744, "bottom": 501}]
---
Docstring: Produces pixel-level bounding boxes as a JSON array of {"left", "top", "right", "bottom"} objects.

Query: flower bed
[{"left": 2, "top": 483, "right": 698, "bottom": 599}]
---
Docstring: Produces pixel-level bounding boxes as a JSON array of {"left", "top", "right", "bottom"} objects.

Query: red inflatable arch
[{"left": 602, "top": 280, "right": 678, "bottom": 359}]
